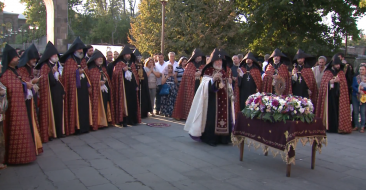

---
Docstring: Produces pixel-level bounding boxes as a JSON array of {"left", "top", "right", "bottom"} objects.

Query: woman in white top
[{"left": 144, "top": 57, "right": 161, "bottom": 116}]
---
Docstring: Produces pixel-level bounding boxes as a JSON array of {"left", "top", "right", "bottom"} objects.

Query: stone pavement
[{"left": 1, "top": 115, "right": 366, "bottom": 190}]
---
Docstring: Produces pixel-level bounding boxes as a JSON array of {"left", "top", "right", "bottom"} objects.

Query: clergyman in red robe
[
  {"left": 0, "top": 44, "right": 42, "bottom": 164},
  {"left": 172, "top": 48, "right": 206, "bottom": 120}
]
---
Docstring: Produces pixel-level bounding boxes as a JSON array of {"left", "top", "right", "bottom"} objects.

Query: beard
[
  {"left": 96, "top": 60, "right": 104, "bottom": 66},
  {"left": 213, "top": 64, "right": 222, "bottom": 70},
  {"left": 50, "top": 57, "right": 59, "bottom": 63},
  {"left": 332, "top": 66, "right": 340, "bottom": 71},
  {"left": 74, "top": 52, "right": 84, "bottom": 59}
]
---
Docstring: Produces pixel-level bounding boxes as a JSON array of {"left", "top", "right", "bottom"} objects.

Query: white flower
[
  {"left": 278, "top": 106, "right": 283, "bottom": 112},
  {"left": 294, "top": 110, "right": 297, "bottom": 114},
  {"left": 299, "top": 108, "right": 305, "bottom": 114},
  {"left": 279, "top": 99, "right": 286, "bottom": 105},
  {"left": 256, "top": 107, "right": 259, "bottom": 111},
  {"left": 295, "top": 101, "right": 301, "bottom": 108}
]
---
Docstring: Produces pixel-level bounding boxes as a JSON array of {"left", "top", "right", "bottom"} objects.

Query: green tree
[
  {"left": 235, "top": 0, "right": 366, "bottom": 57},
  {"left": 129, "top": 0, "right": 241, "bottom": 57},
  {"left": 0, "top": 1, "right": 5, "bottom": 49},
  {"left": 20, "top": 0, "right": 46, "bottom": 41}
]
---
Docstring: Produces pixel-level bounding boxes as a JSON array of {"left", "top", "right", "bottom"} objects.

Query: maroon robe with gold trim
[
  {"left": 61, "top": 57, "right": 93, "bottom": 135},
  {"left": 112, "top": 61, "right": 128, "bottom": 124},
  {"left": 262, "top": 63, "right": 292, "bottom": 95},
  {"left": 172, "top": 62, "right": 205, "bottom": 120},
  {"left": 89, "top": 66, "right": 115, "bottom": 130},
  {"left": 316, "top": 69, "right": 351, "bottom": 134},
  {"left": 0, "top": 69, "right": 41, "bottom": 164}
]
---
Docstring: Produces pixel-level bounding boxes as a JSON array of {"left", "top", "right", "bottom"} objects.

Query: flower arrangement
[{"left": 242, "top": 92, "right": 315, "bottom": 123}]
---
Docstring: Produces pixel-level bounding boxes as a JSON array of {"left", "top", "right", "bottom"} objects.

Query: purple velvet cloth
[
  {"left": 21, "top": 82, "right": 27, "bottom": 99},
  {"left": 75, "top": 69, "right": 81, "bottom": 88}
]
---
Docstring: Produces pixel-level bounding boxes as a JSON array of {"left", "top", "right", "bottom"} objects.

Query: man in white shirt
[
  {"left": 262, "top": 54, "right": 270, "bottom": 71},
  {"left": 312, "top": 56, "right": 327, "bottom": 90},
  {"left": 166, "top": 52, "right": 178, "bottom": 71},
  {"left": 154, "top": 53, "right": 169, "bottom": 115}
]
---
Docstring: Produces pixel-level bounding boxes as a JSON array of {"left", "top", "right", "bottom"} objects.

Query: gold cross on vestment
[{"left": 298, "top": 76, "right": 302, "bottom": 83}]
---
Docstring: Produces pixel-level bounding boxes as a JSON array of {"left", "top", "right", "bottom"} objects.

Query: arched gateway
[{"left": 43, "top": 0, "right": 68, "bottom": 53}]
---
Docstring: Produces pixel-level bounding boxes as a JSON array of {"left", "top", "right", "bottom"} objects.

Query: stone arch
[{"left": 43, "top": 0, "right": 68, "bottom": 53}]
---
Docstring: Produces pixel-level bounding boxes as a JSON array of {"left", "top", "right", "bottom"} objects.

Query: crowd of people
[{"left": 0, "top": 36, "right": 363, "bottom": 168}]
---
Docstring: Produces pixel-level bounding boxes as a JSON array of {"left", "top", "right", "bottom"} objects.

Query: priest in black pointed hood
[
  {"left": 316, "top": 55, "right": 352, "bottom": 134},
  {"left": 133, "top": 49, "right": 153, "bottom": 118},
  {"left": 35, "top": 41, "right": 66, "bottom": 142},
  {"left": 18, "top": 44, "right": 40, "bottom": 83},
  {"left": 112, "top": 45, "right": 141, "bottom": 127},
  {"left": 172, "top": 48, "right": 206, "bottom": 120},
  {"left": 262, "top": 48, "right": 292, "bottom": 95},
  {"left": 291, "top": 49, "right": 318, "bottom": 105},
  {"left": 237, "top": 52, "right": 262, "bottom": 110},
  {"left": 87, "top": 49, "right": 115, "bottom": 130},
  {"left": 17, "top": 44, "right": 41, "bottom": 138},
  {"left": 60, "top": 37, "right": 92, "bottom": 135},
  {"left": 184, "top": 48, "right": 235, "bottom": 146},
  {"left": 0, "top": 44, "right": 43, "bottom": 164}
]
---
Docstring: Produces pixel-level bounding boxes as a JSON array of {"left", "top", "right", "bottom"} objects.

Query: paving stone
[
  {"left": 114, "top": 159, "right": 150, "bottom": 175},
  {"left": 54, "top": 150, "right": 83, "bottom": 162},
  {"left": 132, "top": 172, "right": 166, "bottom": 186},
  {"left": 72, "top": 167, "right": 109, "bottom": 187},
  {"left": 45, "top": 168, "right": 76, "bottom": 182},
  {"left": 0, "top": 167, "right": 18, "bottom": 184},
  {"left": 37, "top": 155, "right": 67, "bottom": 172},
  {"left": 0, "top": 183, "right": 23, "bottom": 190},
  {"left": 116, "top": 182, "right": 152, "bottom": 190},
  {"left": 98, "top": 167, "right": 135, "bottom": 186},
  {"left": 18, "top": 175, "right": 54, "bottom": 190},
  {"left": 170, "top": 179, "right": 210, "bottom": 190},
  {"left": 89, "top": 142, "right": 110, "bottom": 150},
  {"left": 157, "top": 156, "right": 196, "bottom": 173},
  {"left": 3, "top": 117, "right": 366, "bottom": 190},
  {"left": 145, "top": 164, "right": 189, "bottom": 182},
  {"left": 197, "top": 179, "right": 242, "bottom": 190},
  {"left": 61, "top": 136, "right": 87, "bottom": 147},
  {"left": 53, "top": 179, "right": 88, "bottom": 190},
  {"left": 131, "top": 135, "right": 158, "bottom": 144},
  {"left": 70, "top": 145, "right": 105, "bottom": 160},
  {"left": 89, "top": 158, "right": 116, "bottom": 170},
  {"left": 98, "top": 148, "right": 129, "bottom": 162},
  {"left": 88, "top": 183, "right": 119, "bottom": 190},
  {"left": 117, "top": 147, "right": 147, "bottom": 158},
  {"left": 103, "top": 138, "right": 129, "bottom": 150},
  {"left": 64, "top": 159, "right": 91, "bottom": 171},
  {"left": 199, "top": 166, "right": 239, "bottom": 180}
]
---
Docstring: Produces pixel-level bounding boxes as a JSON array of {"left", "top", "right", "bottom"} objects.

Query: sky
[{"left": 3, "top": 0, "right": 366, "bottom": 34}]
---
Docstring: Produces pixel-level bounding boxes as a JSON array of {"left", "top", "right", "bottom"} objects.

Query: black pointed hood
[
  {"left": 268, "top": 48, "right": 290, "bottom": 65},
  {"left": 18, "top": 44, "right": 40, "bottom": 68},
  {"left": 60, "top": 37, "right": 87, "bottom": 63},
  {"left": 187, "top": 48, "right": 206, "bottom": 64},
  {"left": 219, "top": 49, "right": 233, "bottom": 68},
  {"left": 112, "top": 45, "right": 136, "bottom": 64},
  {"left": 201, "top": 48, "right": 227, "bottom": 76},
  {"left": 293, "top": 49, "right": 316, "bottom": 68},
  {"left": 1, "top": 44, "right": 19, "bottom": 75},
  {"left": 239, "top": 52, "right": 261, "bottom": 71},
  {"left": 87, "top": 49, "right": 106, "bottom": 68},
  {"left": 35, "top": 41, "right": 60, "bottom": 69},
  {"left": 133, "top": 48, "right": 142, "bottom": 57},
  {"left": 326, "top": 54, "right": 345, "bottom": 71}
]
